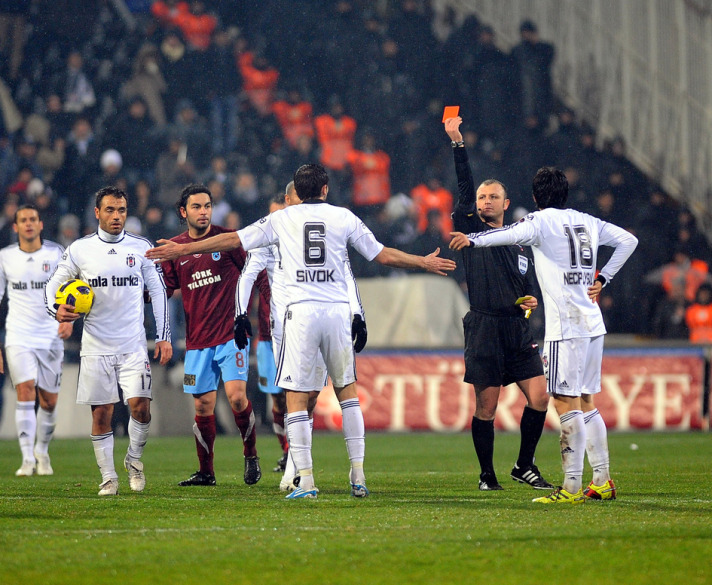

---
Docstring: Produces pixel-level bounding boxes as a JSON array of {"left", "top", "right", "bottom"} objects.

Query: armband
[{"left": 595, "top": 274, "right": 608, "bottom": 288}]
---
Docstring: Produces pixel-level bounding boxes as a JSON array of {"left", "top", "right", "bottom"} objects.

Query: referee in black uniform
[{"left": 445, "top": 116, "right": 553, "bottom": 491}]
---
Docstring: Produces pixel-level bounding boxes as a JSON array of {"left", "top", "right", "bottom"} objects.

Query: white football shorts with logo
[
  {"left": 5, "top": 344, "right": 64, "bottom": 393},
  {"left": 276, "top": 301, "right": 353, "bottom": 392},
  {"left": 77, "top": 351, "right": 153, "bottom": 405},
  {"left": 271, "top": 308, "right": 328, "bottom": 392},
  {"left": 542, "top": 335, "right": 603, "bottom": 397}
]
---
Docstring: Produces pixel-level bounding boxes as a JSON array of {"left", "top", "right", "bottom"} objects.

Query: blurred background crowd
[{"left": 1, "top": 0, "right": 711, "bottom": 344}]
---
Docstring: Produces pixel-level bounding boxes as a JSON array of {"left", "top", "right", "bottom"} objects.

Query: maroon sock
[
  {"left": 272, "top": 407, "right": 289, "bottom": 453},
  {"left": 194, "top": 414, "right": 216, "bottom": 475},
  {"left": 233, "top": 402, "right": 257, "bottom": 457}
]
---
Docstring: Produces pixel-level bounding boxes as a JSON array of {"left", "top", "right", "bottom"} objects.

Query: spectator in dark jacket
[
  {"left": 205, "top": 28, "right": 242, "bottom": 156},
  {"left": 104, "top": 95, "right": 161, "bottom": 184},
  {"left": 511, "top": 20, "right": 555, "bottom": 129}
]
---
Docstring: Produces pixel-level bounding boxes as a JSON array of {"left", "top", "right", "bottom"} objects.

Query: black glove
[
  {"left": 233, "top": 313, "right": 252, "bottom": 349},
  {"left": 351, "top": 314, "right": 367, "bottom": 353}
]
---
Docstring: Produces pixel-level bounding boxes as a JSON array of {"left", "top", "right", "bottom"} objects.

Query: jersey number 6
[{"left": 304, "top": 223, "right": 326, "bottom": 267}]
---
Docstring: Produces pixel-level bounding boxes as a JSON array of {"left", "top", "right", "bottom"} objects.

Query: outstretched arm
[
  {"left": 450, "top": 219, "right": 538, "bottom": 251},
  {"left": 374, "top": 247, "right": 456, "bottom": 276},
  {"left": 145, "top": 231, "right": 242, "bottom": 263}
]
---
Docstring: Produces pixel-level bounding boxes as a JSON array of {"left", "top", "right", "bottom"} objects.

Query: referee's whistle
[{"left": 524, "top": 309, "right": 532, "bottom": 319}]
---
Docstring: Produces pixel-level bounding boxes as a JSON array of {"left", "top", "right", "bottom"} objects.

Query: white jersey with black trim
[
  {"left": 45, "top": 228, "right": 170, "bottom": 355},
  {"left": 0, "top": 240, "right": 64, "bottom": 349},
  {"left": 236, "top": 242, "right": 365, "bottom": 321},
  {"left": 237, "top": 200, "right": 383, "bottom": 306},
  {"left": 466, "top": 207, "right": 638, "bottom": 341},
  {"left": 236, "top": 244, "right": 281, "bottom": 318}
]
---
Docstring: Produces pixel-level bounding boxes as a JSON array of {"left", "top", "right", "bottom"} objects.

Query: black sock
[
  {"left": 516, "top": 406, "right": 547, "bottom": 468},
  {"left": 471, "top": 416, "right": 495, "bottom": 478}
]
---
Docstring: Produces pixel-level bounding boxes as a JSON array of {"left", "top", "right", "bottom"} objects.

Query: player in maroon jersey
[{"left": 161, "top": 183, "right": 270, "bottom": 486}]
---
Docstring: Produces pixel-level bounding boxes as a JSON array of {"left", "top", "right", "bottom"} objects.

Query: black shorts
[{"left": 463, "top": 310, "right": 544, "bottom": 388}]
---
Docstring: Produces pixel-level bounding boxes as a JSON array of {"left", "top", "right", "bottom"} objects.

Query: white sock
[
  {"left": 282, "top": 448, "right": 298, "bottom": 483},
  {"left": 35, "top": 407, "right": 57, "bottom": 456},
  {"left": 584, "top": 408, "right": 611, "bottom": 485},
  {"left": 15, "top": 401, "right": 36, "bottom": 462},
  {"left": 127, "top": 416, "right": 150, "bottom": 461},
  {"left": 340, "top": 398, "right": 365, "bottom": 484},
  {"left": 282, "top": 418, "right": 312, "bottom": 484},
  {"left": 559, "top": 410, "right": 585, "bottom": 493},
  {"left": 91, "top": 432, "right": 117, "bottom": 482},
  {"left": 286, "top": 411, "right": 313, "bottom": 490}
]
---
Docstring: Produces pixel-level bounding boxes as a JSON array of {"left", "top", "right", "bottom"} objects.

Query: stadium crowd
[{"left": 0, "top": 0, "right": 710, "bottom": 343}]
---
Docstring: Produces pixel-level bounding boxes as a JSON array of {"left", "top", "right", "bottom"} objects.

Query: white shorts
[
  {"left": 542, "top": 335, "right": 603, "bottom": 397},
  {"left": 77, "top": 351, "right": 153, "bottom": 405},
  {"left": 276, "top": 301, "right": 353, "bottom": 392},
  {"left": 272, "top": 309, "right": 328, "bottom": 392},
  {"left": 5, "top": 345, "right": 64, "bottom": 393}
]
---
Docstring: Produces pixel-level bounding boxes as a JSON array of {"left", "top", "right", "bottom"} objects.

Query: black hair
[
  {"left": 176, "top": 183, "right": 212, "bottom": 224},
  {"left": 293, "top": 164, "right": 328, "bottom": 201},
  {"left": 95, "top": 186, "right": 128, "bottom": 210},
  {"left": 13, "top": 203, "right": 40, "bottom": 224},
  {"left": 532, "top": 167, "right": 568, "bottom": 209}
]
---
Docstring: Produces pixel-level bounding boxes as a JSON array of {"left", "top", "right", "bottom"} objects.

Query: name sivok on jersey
[{"left": 296, "top": 269, "right": 335, "bottom": 282}]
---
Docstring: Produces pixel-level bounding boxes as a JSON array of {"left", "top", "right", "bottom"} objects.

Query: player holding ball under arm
[{"left": 46, "top": 186, "right": 172, "bottom": 497}]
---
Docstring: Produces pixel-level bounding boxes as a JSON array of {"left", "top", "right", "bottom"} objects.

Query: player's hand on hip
[
  {"left": 352, "top": 314, "right": 367, "bottom": 353},
  {"left": 55, "top": 304, "right": 82, "bottom": 323},
  {"left": 423, "top": 247, "right": 457, "bottom": 276},
  {"left": 145, "top": 239, "right": 182, "bottom": 263},
  {"left": 233, "top": 313, "right": 252, "bottom": 349},
  {"left": 154, "top": 340, "right": 173, "bottom": 365},
  {"left": 587, "top": 281, "right": 603, "bottom": 302},
  {"left": 449, "top": 232, "right": 472, "bottom": 251}
]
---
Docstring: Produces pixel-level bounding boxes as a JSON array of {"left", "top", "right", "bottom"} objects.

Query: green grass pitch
[{"left": 0, "top": 430, "right": 710, "bottom": 585}]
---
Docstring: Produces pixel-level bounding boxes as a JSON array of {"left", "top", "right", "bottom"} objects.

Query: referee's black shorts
[{"left": 463, "top": 309, "right": 544, "bottom": 388}]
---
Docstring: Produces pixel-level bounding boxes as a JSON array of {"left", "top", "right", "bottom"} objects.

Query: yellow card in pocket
[{"left": 515, "top": 296, "right": 533, "bottom": 306}]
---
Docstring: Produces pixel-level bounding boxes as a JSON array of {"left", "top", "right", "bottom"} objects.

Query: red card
[{"left": 442, "top": 105, "right": 460, "bottom": 123}]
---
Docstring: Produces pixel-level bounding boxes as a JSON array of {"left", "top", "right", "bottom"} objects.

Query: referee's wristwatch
[
  {"left": 451, "top": 140, "right": 465, "bottom": 148},
  {"left": 595, "top": 274, "right": 608, "bottom": 288}
]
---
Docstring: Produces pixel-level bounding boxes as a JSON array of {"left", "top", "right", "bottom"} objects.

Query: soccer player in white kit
[
  {"left": 235, "top": 181, "right": 367, "bottom": 492},
  {"left": 147, "top": 163, "right": 455, "bottom": 499},
  {"left": 46, "top": 187, "right": 172, "bottom": 496},
  {"left": 451, "top": 167, "right": 638, "bottom": 504},
  {"left": 0, "top": 204, "right": 73, "bottom": 476}
]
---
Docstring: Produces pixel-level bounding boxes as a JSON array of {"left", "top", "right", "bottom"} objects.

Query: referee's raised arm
[{"left": 444, "top": 117, "right": 475, "bottom": 213}]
